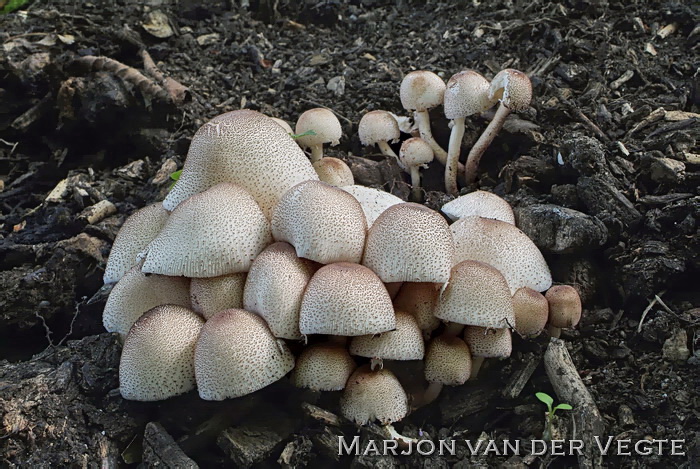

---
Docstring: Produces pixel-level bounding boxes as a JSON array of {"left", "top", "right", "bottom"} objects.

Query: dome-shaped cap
[
  {"left": 512, "top": 287, "right": 549, "bottom": 337},
  {"left": 142, "top": 183, "right": 271, "bottom": 277},
  {"left": 103, "top": 203, "right": 169, "bottom": 284},
  {"left": 243, "top": 242, "right": 316, "bottom": 340},
  {"left": 363, "top": 203, "right": 454, "bottom": 283},
  {"left": 441, "top": 190, "right": 515, "bottom": 224},
  {"left": 313, "top": 157, "right": 354, "bottom": 187},
  {"left": 340, "top": 365, "right": 409, "bottom": 425},
  {"left": 299, "top": 262, "right": 395, "bottom": 336},
  {"left": 393, "top": 282, "right": 440, "bottom": 332},
  {"left": 451, "top": 216, "right": 552, "bottom": 293},
  {"left": 424, "top": 335, "right": 472, "bottom": 385},
  {"left": 190, "top": 273, "right": 246, "bottom": 320},
  {"left": 349, "top": 311, "right": 424, "bottom": 361},
  {"left": 270, "top": 117, "right": 293, "bottom": 134},
  {"left": 434, "top": 260, "right": 515, "bottom": 328},
  {"left": 272, "top": 181, "right": 367, "bottom": 265},
  {"left": 399, "top": 137, "right": 434, "bottom": 167},
  {"left": 463, "top": 326, "right": 512, "bottom": 358},
  {"left": 163, "top": 109, "right": 318, "bottom": 217},
  {"left": 295, "top": 108, "right": 342, "bottom": 148},
  {"left": 340, "top": 185, "right": 403, "bottom": 228},
  {"left": 119, "top": 305, "right": 204, "bottom": 401},
  {"left": 195, "top": 309, "right": 295, "bottom": 400},
  {"left": 546, "top": 285, "right": 582, "bottom": 328},
  {"left": 400, "top": 71, "right": 446, "bottom": 112},
  {"left": 444, "top": 70, "right": 494, "bottom": 120},
  {"left": 103, "top": 265, "right": 191, "bottom": 339},
  {"left": 489, "top": 69, "right": 532, "bottom": 112},
  {"left": 358, "top": 110, "right": 401, "bottom": 146},
  {"left": 291, "top": 343, "right": 357, "bottom": 391}
]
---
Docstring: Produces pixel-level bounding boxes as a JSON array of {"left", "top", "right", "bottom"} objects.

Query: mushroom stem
[
  {"left": 443, "top": 322, "right": 464, "bottom": 337},
  {"left": 414, "top": 110, "right": 448, "bottom": 165},
  {"left": 377, "top": 141, "right": 405, "bottom": 169},
  {"left": 384, "top": 424, "right": 419, "bottom": 449},
  {"left": 309, "top": 144, "right": 324, "bottom": 163},
  {"left": 547, "top": 324, "right": 562, "bottom": 339},
  {"left": 409, "top": 166, "right": 422, "bottom": 202},
  {"left": 469, "top": 356, "right": 485, "bottom": 380},
  {"left": 445, "top": 117, "right": 465, "bottom": 196},
  {"left": 464, "top": 103, "right": 511, "bottom": 184},
  {"left": 412, "top": 381, "right": 444, "bottom": 408}
]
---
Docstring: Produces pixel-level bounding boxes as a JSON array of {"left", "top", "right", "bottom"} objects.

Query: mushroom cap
[
  {"left": 299, "top": 262, "right": 395, "bottom": 336},
  {"left": 295, "top": 108, "right": 342, "bottom": 148},
  {"left": 103, "top": 265, "right": 191, "bottom": 339},
  {"left": 546, "top": 285, "right": 582, "bottom": 329},
  {"left": 444, "top": 70, "right": 494, "bottom": 120},
  {"left": 270, "top": 117, "right": 293, "bottom": 134},
  {"left": 339, "top": 185, "right": 403, "bottom": 228},
  {"left": 142, "top": 183, "right": 272, "bottom": 277},
  {"left": 312, "top": 157, "right": 354, "bottom": 187},
  {"left": 291, "top": 343, "right": 357, "bottom": 391},
  {"left": 440, "top": 190, "right": 515, "bottom": 224},
  {"left": 399, "top": 137, "right": 434, "bottom": 167},
  {"left": 512, "top": 287, "right": 549, "bottom": 337},
  {"left": 358, "top": 110, "right": 401, "bottom": 146},
  {"left": 424, "top": 335, "right": 472, "bottom": 385},
  {"left": 195, "top": 309, "right": 295, "bottom": 400},
  {"left": 393, "top": 282, "right": 440, "bottom": 332},
  {"left": 272, "top": 180, "right": 367, "bottom": 264},
  {"left": 463, "top": 326, "right": 512, "bottom": 358},
  {"left": 340, "top": 365, "right": 409, "bottom": 425},
  {"left": 243, "top": 242, "right": 316, "bottom": 340},
  {"left": 103, "top": 203, "right": 169, "bottom": 284},
  {"left": 350, "top": 311, "right": 425, "bottom": 361},
  {"left": 489, "top": 69, "right": 532, "bottom": 112},
  {"left": 363, "top": 203, "right": 455, "bottom": 283},
  {"left": 400, "top": 70, "right": 446, "bottom": 112},
  {"left": 190, "top": 273, "right": 247, "bottom": 320},
  {"left": 434, "top": 260, "right": 515, "bottom": 328},
  {"left": 119, "top": 305, "right": 204, "bottom": 401},
  {"left": 451, "top": 216, "right": 552, "bottom": 293},
  {"left": 163, "top": 109, "right": 318, "bottom": 217}
]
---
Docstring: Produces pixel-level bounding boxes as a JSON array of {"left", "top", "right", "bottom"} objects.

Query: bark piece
[{"left": 142, "top": 422, "right": 198, "bottom": 469}]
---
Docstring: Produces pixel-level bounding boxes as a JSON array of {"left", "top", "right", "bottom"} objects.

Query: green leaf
[
  {"left": 289, "top": 129, "right": 316, "bottom": 139},
  {"left": 169, "top": 169, "right": 182, "bottom": 181},
  {"left": 536, "top": 392, "right": 554, "bottom": 407},
  {"left": 554, "top": 403, "right": 573, "bottom": 411},
  {"left": 1, "top": 0, "right": 31, "bottom": 14}
]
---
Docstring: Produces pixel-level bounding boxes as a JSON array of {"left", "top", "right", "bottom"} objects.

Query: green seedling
[
  {"left": 536, "top": 392, "right": 572, "bottom": 441},
  {"left": 289, "top": 129, "right": 316, "bottom": 139},
  {"left": 1, "top": 0, "right": 31, "bottom": 14},
  {"left": 169, "top": 169, "right": 182, "bottom": 189}
]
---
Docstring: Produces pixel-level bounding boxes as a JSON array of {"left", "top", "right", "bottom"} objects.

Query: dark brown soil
[{"left": 1, "top": 1, "right": 698, "bottom": 467}]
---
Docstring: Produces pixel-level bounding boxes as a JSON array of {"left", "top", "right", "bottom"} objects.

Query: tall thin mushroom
[{"left": 400, "top": 71, "right": 448, "bottom": 165}]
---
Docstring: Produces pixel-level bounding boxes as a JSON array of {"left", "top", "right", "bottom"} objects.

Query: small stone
[
  {"left": 326, "top": 75, "right": 345, "bottom": 96},
  {"left": 196, "top": 33, "right": 220, "bottom": 46},
  {"left": 650, "top": 157, "right": 685, "bottom": 184},
  {"left": 516, "top": 204, "right": 608, "bottom": 253},
  {"left": 662, "top": 329, "right": 690, "bottom": 361},
  {"left": 618, "top": 404, "right": 635, "bottom": 427}
]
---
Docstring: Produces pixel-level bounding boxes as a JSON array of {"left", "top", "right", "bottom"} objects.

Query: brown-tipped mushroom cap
[
  {"left": 299, "top": 262, "right": 395, "bottom": 336},
  {"left": 393, "top": 282, "right": 440, "bottom": 332},
  {"left": 546, "top": 285, "right": 582, "bottom": 328},
  {"left": 363, "top": 203, "right": 454, "bottom": 283},
  {"left": 349, "top": 311, "right": 425, "bottom": 361},
  {"left": 399, "top": 137, "right": 434, "bottom": 168},
  {"left": 103, "top": 203, "right": 169, "bottom": 284},
  {"left": 489, "top": 69, "right": 532, "bottom": 112},
  {"left": 434, "top": 260, "right": 515, "bottom": 328},
  {"left": 441, "top": 190, "right": 515, "bottom": 224},
  {"left": 143, "top": 183, "right": 271, "bottom": 277},
  {"left": 340, "top": 365, "right": 409, "bottom": 425},
  {"left": 291, "top": 343, "right": 357, "bottom": 391},
  {"left": 463, "top": 326, "right": 512, "bottom": 358},
  {"left": 340, "top": 185, "right": 403, "bottom": 228},
  {"left": 451, "top": 216, "right": 552, "bottom": 293},
  {"left": 190, "top": 273, "right": 246, "bottom": 320},
  {"left": 400, "top": 71, "right": 446, "bottom": 112},
  {"left": 358, "top": 110, "right": 401, "bottom": 146},
  {"left": 424, "top": 335, "right": 472, "bottom": 385},
  {"left": 272, "top": 181, "right": 367, "bottom": 264},
  {"left": 195, "top": 309, "right": 295, "bottom": 400},
  {"left": 444, "top": 70, "right": 494, "bottom": 120},
  {"left": 103, "top": 266, "right": 190, "bottom": 339},
  {"left": 295, "top": 108, "right": 342, "bottom": 148},
  {"left": 512, "top": 287, "right": 549, "bottom": 337},
  {"left": 312, "top": 157, "right": 354, "bottom": 187},
  {"left": 119, "top": 305, "right": 204, "bottom": 401},
  {"left": 243, "top": 242, "right": 316, "bottom": 340}
]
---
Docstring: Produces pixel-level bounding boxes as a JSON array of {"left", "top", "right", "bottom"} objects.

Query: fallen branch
[{"left": 140, "top": 49, "right": 190, "bottom": 105}]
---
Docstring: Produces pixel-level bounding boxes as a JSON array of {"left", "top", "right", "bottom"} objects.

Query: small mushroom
[
  {"left": 349, "top": 311, "right": 425, "bottom": 369},
  {"left": 463, "top": 326, "right": 512, "bottom": 379},
  {"left": 440, "top": 190, "right": 515, "bottom": 224},
  {"left": 295, "top": 108, "right": 342, "bottom": 163},
  {"left": 358, "top": 110, "right": 402, "bottom": 167},
  {"left": 393, "top": 282, "right": 441, "bottom": 336},
  {"left": 545, "top": 285, "right": 582, "bottom": 338},
  {"left": 312, "top": 157, "right": 354, "bottom": 187},
  {"left": 190, "top": 273, "right": 246, "bottom": 320},
  {"left": 291, "top": 342, "right": 357, "bottom": 392},
  {"left": 512, "top": 287, "right": 549, "bottom": 338},
  {"left": 270, "top": 117, "right": 294, "bottom": 134},
  {"left": 339, "top": 185, "right": 404, "bottom": 228},
  {"left": 399, "top": 137, "right": 434, "bottom": 202},
  {"left": 340, "top": 364, "right": 409, "bottom": 426},
  {"left": 417, "top": 334, "right": 472, "bottom": 406}
]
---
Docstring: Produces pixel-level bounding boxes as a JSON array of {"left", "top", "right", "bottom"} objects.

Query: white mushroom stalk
[
  {"left": 399, "top": 137, "right": 434, "bottom": 202},
  {"left": 295, "top": 108, "right": 342, "bottom": 163},
  {"left": 358, "top": 110, "right": 404, "bottom": 169}
]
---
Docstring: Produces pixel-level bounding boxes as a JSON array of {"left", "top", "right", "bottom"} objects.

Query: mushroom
[
  {"left": 464, "top": 69, "right": 532, "bottom": 184},
  {"left": 270, "top": 117, "right": 294, "bottom": 134},
  {"left": 417, "top": 334, "right": 472, "bottom": 407},
  {"left": 349, "top": 311, "right": 425, "bottom": 369},
  {"left": 358, "top": 110, "right": 402, "bottom": 167},
  {"left": 545, "top": 285, "right": 582, "bottom": 338},
  {"left": 399, "top": 137, "right": 434, "bottom": 202},
  {"left": 463, "top": 326, "right": 512, "bottom": 379},
  {"left": 340, "top": 364, "right": 409, "bottom": 426},
  {"left": 512, "top": 287, "right": 549, "bottom": 338},
  {"left": 291, "top": 342, "right": 357, "bottom": 392},
  {"left": 339, "top": 185, "right": 403, "bottom": 228},
  {"left": 312, "top": 157, "right": 354, "bottom": 187},
  {"left": 190, "top": 273, "right": 246, "bottom": 320},
  {"left": 440, "top": 190, "right": 515, "bottom": 224},
  {"left": 393, "top": 282, "right": 440, "bottom": 336},
  {"left": 295, "top": 108, "right": 342, "bottom": 163}
]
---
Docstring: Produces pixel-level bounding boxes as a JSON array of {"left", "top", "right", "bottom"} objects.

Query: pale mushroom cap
[
  {"left": 190, "top": 273, "right": 246, "bottom": 320},
  {"left": 270, "top": 117, "right": 294, "bottom": 134},
  {"left": 434, "top": 260, "right": 515, "bottom": 328},
  {"left": 512, "top": 287, "right": 549, "bottom": 337},
  {"left": 103, "top": 266, "right": 191, "bottom": 339},
  {"left": 463, "top": 326, "right": 512, "bottom": 358},
  {"left": 291, "top": 343, "right": 357, "bottom": 391},
  {"left": 272, "top": 181, "right": 367, "bottom": 264},
  {"left": 546, "top": 285, "right": 582, "bottom": 329},
  {"left": 142, "top": 183, "right": 272, "bottom": 277},
  {"left": 243, "top": 242, "right": 316, "bottom": 340},
  {"left": 349, "top": 311, "right": 425, "bottom": 361},
  {"left": 444, "top": 70, "right": 494, "bottom": 120},
  {"left": 295, "top": 108, "right": 342, "bottom": 148},
  {"left": 299, "top": 262, "right": 395, "bottom": 336},
  {"left": 363, "top": 203, "right": 455, "bottom": 283},
  {"left": 340, "top": 365, "right": 409, "bottom": 425},
  {"left": 358, "top": 110, "right": 401, "bottom": 146},
  {"left": 339, "top": 185, "right": 404, "bottom": 228},
  {"left": 312, "top": 157, "right": 355, "bottom": 187},
  {"left": 489, "top": 69, "right": 532, "bottom": 112},
  {"left": 195, "top": 309, "right": 295, "bottom": 400},
  {"left": 163, "top": 109, "right": 318, "bottom": 217},
  {"left": 399, "top": 137, "right": 434, "bottom": 167},
  {"left": 103, "top": 203, "right": 169, "bottom": 284},
  {"left": 424, "top": 335, "right": 472, "bottom": 385},
  {"left": 400, "top": 70, "right": 446, "bottom": 112},
  {"left": 451, "top": 216, "right": 552, "bottom": 293},
  {"left": 441, "top": 190, "right": 515, "bottom": 224},
  {"left": 119, "top": 305, "right": 204, "bottom": 401},
  {"left": 393, "top": 282, "right": 440, "bottom": 332}
]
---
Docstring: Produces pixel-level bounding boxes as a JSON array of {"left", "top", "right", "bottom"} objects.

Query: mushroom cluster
[{"left": 103, "top": 100, "right": 581, "bottom": 434}]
